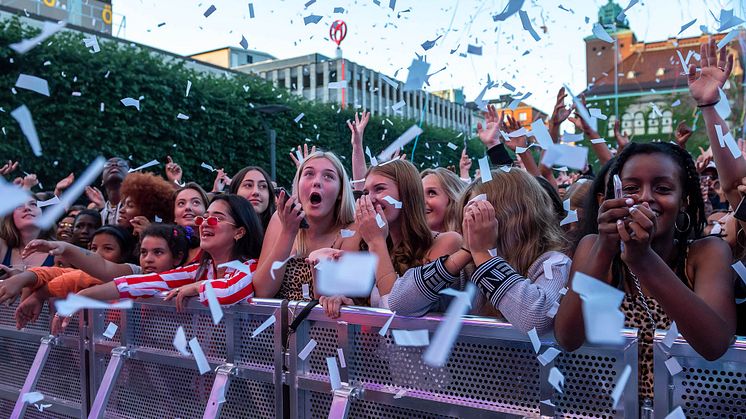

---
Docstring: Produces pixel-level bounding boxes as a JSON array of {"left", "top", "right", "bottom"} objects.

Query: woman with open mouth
[{"left": 251, "top": 151, "right": 358, "bottom": 301}]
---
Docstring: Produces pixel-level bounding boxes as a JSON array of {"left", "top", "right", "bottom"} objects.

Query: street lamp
[{"left": 253, "top": 104, "right": 291, "bottom": 181}]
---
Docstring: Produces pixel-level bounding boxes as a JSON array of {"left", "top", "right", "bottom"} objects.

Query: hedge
[{"left": 0, "top": 17, "right": 473, "bottom": 190}]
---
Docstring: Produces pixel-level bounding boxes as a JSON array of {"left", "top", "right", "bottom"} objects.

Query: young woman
[
  {"left": 173, "top": 182, "right": 209, "bottom": 263},
  {"left": 0, "top": 198, "right": 55, "bottom": 274},
  {"left": 420, "top": 168, "right": 466, "bottom": 233},
  {"left": 385, "top": 168, "right": 570, "bottom": 334},
  {"left": 9, "top": 226, "right": 135, "bottom": 329},
  {"left": 347, "top": 159, "right": 462, "bottom": 311},
  {"left": 253, "top": 151, "right": 357, "bottom": 300},
  {"left": 136, "top": 195, "right": 263, "bottom": 309},
  {"left": 554, "top": 142, "right": 735, "bottom": 403},
  {"left": 230, "top": 166, "right": 276, "bottom": 231},
  {"left": 117, "top": 172, "right": 176, "bottom": 234}
]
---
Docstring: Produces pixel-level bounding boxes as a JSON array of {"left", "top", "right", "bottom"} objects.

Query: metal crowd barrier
[
  {"left": 0, "top": 300, "right": 87, "bottom": 419},
  {"left": 654, "top": 332, "right": 746, "bottom": 418},
  {"left": 87, "top": 298, "right": 285, "bottom": 419},
  {"left": 1, "top": 296, "right": 745, "bottom": 418},
  {"left": 286, "top": 302, "right": 640, "bottom": 418}
]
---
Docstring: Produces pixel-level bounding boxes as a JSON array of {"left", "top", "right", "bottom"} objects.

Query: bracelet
[
  {"left": 460, "top": 246, "right": 471, "bottom": 254},
  {"left": 697, "top": 101, "right": 719, "bottom": 108}
]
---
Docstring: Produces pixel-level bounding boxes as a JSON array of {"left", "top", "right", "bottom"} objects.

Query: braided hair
[{"left": 605, "top": 142, "right": 705, "bottom": 287}]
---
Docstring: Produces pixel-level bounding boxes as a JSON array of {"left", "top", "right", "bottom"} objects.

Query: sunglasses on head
[{"left": 194, "top": 216, "right": 236, "bottom": 227}]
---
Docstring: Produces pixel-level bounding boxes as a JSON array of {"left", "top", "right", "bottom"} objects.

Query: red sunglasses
[{"left": 194, "top": 216, "right": 236, "bottom": 227}]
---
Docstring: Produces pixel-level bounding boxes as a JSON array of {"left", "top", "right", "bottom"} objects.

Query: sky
[{"left": 110, "top": 0, "right": 745, "bottom": 113}]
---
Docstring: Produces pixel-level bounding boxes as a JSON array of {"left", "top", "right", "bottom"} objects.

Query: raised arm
[
  {"left": 687, "top": 39, "right": 744, "bottom": 206},
  {"left": 22, "top": 240, "right": 135, "bottom": 282},
  {"left": 569, "top": 95, "right": 612, "bottom": 166},
  {"left": 348, "top": 111, "right": 370, "bottom": 191}
]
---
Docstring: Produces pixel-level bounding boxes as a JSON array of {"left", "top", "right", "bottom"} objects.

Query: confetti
[
  {"left": 477, "top": 156, "right": 492, "bottom": 182},
  {"left": 103, "top": 322, "right": 118, "bottom": 339},
  {"left": 528, "top": 328, "right": 541, "bottom": 353},
  {"left": 83, "top": 34, "right": 100, "bottom": 53},
  {"left": 327, "top": 357, "right": 342, "bottom": 390},
  {"left": 203, "top": 5, "right": 217, "bottom": 17},
  {"left": 303, "top": 14, "right": 323, "bottom": 25},
  {"left": 15, "top": 74, "right": 50, "bottom": 96},
  {"left": 537, "top": 347, "right": 561, "bottom": 366},
  {"left": 548, "top": 367, "right": 564, "bottom": 393},
  {"left": 592, "top": 22, "right": 614, "bottom": 43},
  {"left": 678, "top": 18, "right": 697, "bottom": 35},
  {"left": 519, "top": 10, "right": 541, "bottom": 41},
  {"left": 55, "top": 293, "right": 132, "bottom": 317},
  {"left": 611, "top": 364, "right": 632, "bottom": 409},
  {"left": 189, "top": 337, "right": 211, "bottom": 375},
  {"left": 665, "top": 357, "right": 683, "bottom": 376},
  {"left": 10, "top": 105, "right": 42, "bottom": 156},
  {"left": 35, "top": 157, "right": 106, "bottom": 229},
  {"left": 492, "top": 0, "right": 524, "bottom": 22},
  {"left": 298, "top": 339, "right": 317, "bottom": 360},
  {"left": 392, "top": 329, "right": 429, "bottom": 346},
  {"left": 120, "top": 97, "right": 140, "bottom": 111},
  {"left": 10, "top": 21, "right": 66, "bottom": 54},
  {"left": 467, "top": 44, "right": 483, "bottom": 55},
  {"left": 382, "top": 195, "right": 402, "bottom": 209},
  {"left": 177, "top": 113, "right": 190, "bottom": 120},
  {"left": 316, "top": 252, "right": 378, "bottom": 297},
  {"left": 203, "top": 281, "right": 224, "bottom": 325},
  {"left": 128, "top": 159, "right": 160, "bottom": 173},
  {"left": 252, "top": 315, "right": 276, "bottom": 337},
  {"left": 337, "top": 348, "right": 346, "bottom": 367}
]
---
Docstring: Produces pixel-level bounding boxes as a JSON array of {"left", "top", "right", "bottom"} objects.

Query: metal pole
[
  {"left": 270, "top": 129, "right": 277, "bottom": 181},
  {"left": 614, "top": 23, "right": 619, "bottom": 120}
]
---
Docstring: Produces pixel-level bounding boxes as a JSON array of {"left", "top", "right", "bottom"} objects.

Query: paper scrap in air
[
  {"left": 10, "top": 21, "right": 66, "bottom": 54},
  {"left": 55, "top": 293, "right": 132, "bottom": 317},
  {"left": 128, "top": 159, "right": 159, "bottom": 173},
  {"left": 548, "top": 367, "right": 564, "bottom": 393},
  {"left": 391, "top": 329, "right": 430, "bottom": 346},
  {"left": 379, "top": 311, "right": 396, "bottom": 336},
  {"left": 35, "top": 157, "right": 106, "bottom": 229},
  {"left": 203, "top": 281, "right": 224, "bottom": 325},
  {"left": 537, "top": 347, "right": 561, "bottom": 366},
  {"left": 11, "top": 105, "right": 42, "bottom": 156},
  {"left": 15, "top": 74, "right": 50, "bottom": 96},
  {"left": 103, "top": 322, "right": 118, "bottom": 339},
  {"left": 424, "top": 283, "right": 475, "bottom": 367},
  {"left": 218, "top": 260, "right": 253, "bottom": 275},
  {"left": 189, "top": 337, "right": 211, "bottom": 375},
  {"left": 252, "top": 315, "right": 276, "bottom": 337},
  {"left": 327, "top": 357, "right": 342, "bottom": 390},
  {"left": 316, "top": 252, "right": 377, "bottom": 297},
  {"left": 298, "top": 338, "right": 317, "bottom": 360},
  {"left": 377, "top": 125, "right": 422, "bottom": 161},
  {"left": 478, "top": 156, "right": 492, "bottom": 182},
  {"left": 611, "top": 364, "right": 632, "bottom": 409},
  {"left": 173, "top": 326, "right": 190, "bottom": 356}
]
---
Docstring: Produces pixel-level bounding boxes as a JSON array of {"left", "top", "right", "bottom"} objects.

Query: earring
[{"left": 674, "top": 211, "right": 691, "bottom": 233}]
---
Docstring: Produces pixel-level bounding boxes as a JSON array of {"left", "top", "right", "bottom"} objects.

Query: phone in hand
[
  {"left": 276, "top": 187, "right": 309, "bottom": 229},
  {"left": 734, "top": 196, "right": 746, "bottom": 222},
  {"left": 613, "top": 174, "right": 623, "bottom": 200}
]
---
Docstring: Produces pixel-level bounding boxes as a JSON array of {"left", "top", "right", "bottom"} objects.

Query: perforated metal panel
[
  {"left": 99, "top": 355, "right": 214, "bottom": 419},
  {"left": 0, "top": 398, "right": 77, "bottom": 418},
  {"left": 220, "top": 378, "right": 277, "bottom": 419},
  {"left": 554, "top": 352, "right": 620, "bottom": 418},
  {"left": 308, "top": 390, "right": 459, "bottom": 419},
  {"left": 654, "top": 336, "right": 746, "bottom": 419},
  {"left": 234, "top": 314, "right": 275, "bottom": 369},
  {"left": 0, "top": 300, "right": 80, "bottom": 337}
]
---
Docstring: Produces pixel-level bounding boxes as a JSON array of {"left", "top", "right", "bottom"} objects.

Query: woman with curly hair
[{"left": 117, "top": 172, "right": 176, "bottom": 235}]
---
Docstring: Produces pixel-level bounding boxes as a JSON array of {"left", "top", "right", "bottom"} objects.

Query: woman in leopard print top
[{"left": 555, "top": 141, "right": 736, "bottom": 404}]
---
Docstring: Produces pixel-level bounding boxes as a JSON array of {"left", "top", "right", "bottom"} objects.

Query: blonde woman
[
  {"left": 421, "top": 168, "right": 467, "bottom": 233},
  {"left": 388, "top": 169, "right": 570, "bottom": 334},
  {"left": 253, "top": 151, "right": 358, "bottom": 299}
]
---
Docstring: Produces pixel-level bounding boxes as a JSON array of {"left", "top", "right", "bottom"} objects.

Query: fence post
[
  {"left": 202, "top": 363, "right": 236, "bottom": 419},
  {"left": 10, "top": 335, "right": 56, "bottom": 419},
  {"left": 87, "top": 346, "right": 130, "bottom": 419}
]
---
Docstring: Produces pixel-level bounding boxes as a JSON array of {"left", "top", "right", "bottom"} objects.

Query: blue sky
[{"left": 111, "top": 0, "right": 745, "bottom": 113}]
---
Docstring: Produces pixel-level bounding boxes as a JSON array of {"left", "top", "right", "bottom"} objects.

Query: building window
[
  {"left": 621, "top": 113, "right": 633, "bottom": 134},
  {"left": 519, "top": 112, "right": 527, "bottom": 121},
  {"left": 661, "top": 111, "right": 673, "bottom": 134},
  {"left": 607, "top": 115, "right": 617, "bottom": 137},
  {"left": 633, "top": 112, "right": 645, "bottom": 135},
  {"left": 647, "top": 114, "right": 659, "bottom": 134}
]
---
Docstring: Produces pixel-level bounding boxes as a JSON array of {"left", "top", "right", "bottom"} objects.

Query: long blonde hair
[
  {"left": 420, "top": 168, "right": 466, "bottom": 232},
  {"left": 291, "top": 151, "right": 355, "bottom": 256},
  {"left": 367, "top": 159, "right": 433, "bottom": 274},
  {"left": 457, "top": 169, "right": 567, "bottom": 275}
]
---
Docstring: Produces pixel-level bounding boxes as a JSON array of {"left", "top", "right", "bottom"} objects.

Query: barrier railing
[
  {"left": 0, "top": 300, "right": 87, "bottom": 419},
  {"left": 1, "top": 295, "right": 744, "bottom": 418},
  {"left": 87, "top": 298, "right": 285, "bottom": 419},
  {"left": 286, "top": 302, "right": 640, "bottom": 418},
  {"left": 653, "top": 332, "right": 746, "bottom": 418}
]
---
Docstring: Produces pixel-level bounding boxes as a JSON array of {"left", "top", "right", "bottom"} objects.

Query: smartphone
[
  {"left": 277, "top": 187, "right": 309, "bottom": 229},
  {"left": 734, "top": 196, "right": 746, "bottom": 222},
  {"left": 352, "top": 190, "right": 364, "bottom": 201},
  {"left": 613, "top": 174, "right": 623, "bottom": 199}
]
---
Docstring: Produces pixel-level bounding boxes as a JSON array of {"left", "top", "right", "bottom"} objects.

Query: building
[
  {"left": 189, "top": 47, "right": 275, "bottom": 70},
  {"left": 189, "top": 50, "right": 474, "bottom": 133},
  {"left": 486, "top": 95, "right": 548, "bottom": 129},
  {"left": 0, "top": 0, "right": 114, "bottom": 34},
  {"left": 584, "top": 0, "right": 744, "bottom": 142}
]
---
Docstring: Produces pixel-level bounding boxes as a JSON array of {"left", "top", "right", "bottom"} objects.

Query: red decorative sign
[{"left": 330, "top": 20, "right": 347, "bottom": 47}]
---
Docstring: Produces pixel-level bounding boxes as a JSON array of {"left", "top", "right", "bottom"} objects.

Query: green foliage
[{"left": 0, "top": 17, "right": 469, "bottom": 190}]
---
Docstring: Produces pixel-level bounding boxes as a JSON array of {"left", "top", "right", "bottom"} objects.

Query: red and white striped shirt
[{"left": 114, "top": 260, "right": 257, "bottom": 306}]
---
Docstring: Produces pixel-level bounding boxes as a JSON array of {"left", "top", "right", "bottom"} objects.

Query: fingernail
[
  {"left": 630, "top": 206, "right": 637, "bottom": 213},
  {"left": 617, "top": 220, "right": 623, "bottom": 225},
  {"left": 625, "top": 198, "right": 634, "bottom": 205}
]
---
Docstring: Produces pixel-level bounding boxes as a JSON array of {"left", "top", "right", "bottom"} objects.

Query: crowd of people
[{"left": 0, "top": 40, "right": 744, "bottom": 403}]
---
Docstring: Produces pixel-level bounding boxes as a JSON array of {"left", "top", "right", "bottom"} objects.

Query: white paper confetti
[
  {"left": 573, "top": 272, "right": 625, "bottom": 345},
  {"left": 528, "top": 328, "right": 541, "bottom": 353},
  {"left": 392, "top": 329, "right": 430, "bottom": 346},
  {"left": 382, "top": 195, "right": 403, "bottom": 209},
  {"left": 83, "top": 34, "right": 100, "bottom": 53},
  {"left": 120, "top": 97, "right": 140, "bottom": 111},
  {"left": 665, "top": 406, "right": 686, "bottom": 419},
  {"left": 176, "top": 113, "right": 190, "bottom": 120},
  {"left": 340, "top": 229, "right": 355, "bottom": 238},
  {"left": 22, "top": 392, "right": 44, "bottom": 404},
  {"left": 35, "top": 157, "right": 105, "bottom": 229},
  {"left": 328, "top": 80, "right": 348, "bottom": 89},
  {"left": 316, "top": 252, "right": 378, "bottom": 297},
  {"left": 302, "top": 283, "right": 310, "bottom": 299},
  {"left": 10, "top": 105, "right": 42, "bottom": 156},
  {"left": 714, "top": 88, "right": 731, "bottom": 120},
  {"left": 337, "top": 348, "right": 346, "bottom": 368},
  {"left": 10, "top": 21, "right": 66, "bottom": 54},
  {"left": 377, "top": 125, "right": 423, "bottom": 161},
  {"left": 203, "top": 5, "right": 217, "bottom": 17},
  {"left": 611, "top": 364, "right": 632, "bottom": 409},
  {"left": 402, "top": 59, "right": 430, "bottom": 92},
  {"left": 252, "top": 315, "right": 276, "bottom": 338},
  {"left": 548, "top": 367, "right": 564, "bottom": 393},
  {"left": 375, "top": 213, "right": 386, "bottom": 228},
  {"left": 15, "top": 74, "right": 50, "bottom": 96},
  {"left": 379, "top": 311, "right": 396, "bottom": 336},
  {"left": 128, "top": 159, "right": 159, "bottom": 173},
  {"left": 537, "top": 347, "right": 561, "bottom": 366},
  {"left": 55, "top": 293, "right": 132, "bottom": 317},
  {"left": 271, "top": 254, "right": 295, "bottom": 281},
  {"left": 477, "top": 156, "right": 492, "bottom": 182},
  {"left": 173, "top": 326, "right": 190, "bottom": 356},
  {"left": 203, "top": 281, "right": 224, "bottom": 325},
  {"left": 666, "top": 357, "right": 683, "bottom": 376},
  {"left": 327, "top": 357, "right": 342, "bottom": 390},
  {"left": 189, "top": 337, "right": 211, "bottom": 375},
  {"left": 592, "top": 22, "right": 614, "bottom": 43},
  {"left": 37, "top": 195, "right": 60, "bottom": 208},
  {"left": 423, "top": 283, "right": 476, "bottom": 367},
  {"left": 294, "top": 113, "right": 305, "bottom": 123},
  {"left": 298, "top": 339, "right": 317, "bottom": 360},
  {"left": 103, "top": 322, "right": 118, "bottom": 339},
  {"left": 186, "top": 80, "right": 192, "bottom": 96},
  {"left": 662, "top": 321, "right": 679, "bottom": 348},
  {"left": 217, "top": 260, "right": 253, "bottom": 274},
  {"left": 519, "top": 10, "right": 541, "bottom": 41}
]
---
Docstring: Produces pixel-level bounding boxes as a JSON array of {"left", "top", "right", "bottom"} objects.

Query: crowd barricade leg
[
  {"left": 653, "top": 332, "right": 746, "bottom": 418},
  {"left": 87, "top": 346, "right": 129, "bottom": 419},
  {"left": 0, "top": 301, "right": 87, "bottom": 418}
]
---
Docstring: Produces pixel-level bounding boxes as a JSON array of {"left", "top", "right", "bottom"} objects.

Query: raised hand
[
  {"left": 463, "top": 200, "right": 498, "bottom": 254},
  {"left": 289, "top": 144, "right": 317, "bottom": 168},
  {"left": 613, "top": 120, "right": 630, "bottom": 152},
  {"left": 459, "top": 148, "right": 472, "bottom": 179},
  {"left": 347, "top": 111, "right": 370, "bottom": 145},
  {"left": 21, "top": 173, "right": 38, "bottom": 190},
  {"left": 674, "top": 121, "right": 693, "bottom": 149},
  {"left": 54, "top": 173, "right": 75, "bottom": 196},
  {"left": 23, "top": 239, "right": 69, "bottom": 259},
  {"left": 476, "top": 104, "right": 502, "bottom": 148},
  {"left": 0, "top": 160, "right": 19, "bottom": 177},
  {"left": 211, "top": 169, "right": 230, "bottom": 193},
  {"left": 165, "top": 156, "right": 183, "bottom": 184},
  {"left": 355, "top": 194, "right": 388, "bottom": 247},
  {"left": 85, "top": 186, "right": 105, "bottom": 209},
  {"left": 688, "top": 39, "right": 734, "bottom": 105},
  {"left": 129, "top": 216, "right": 152, "bottom": 236},
  {"left": 695, "top": 147, "right": 713, "bottom": 173},
  {"left": 503, "top": 114, "right": 528, "bottom": 152},
  {"left": 276, "top": 190, "right": 305, "bottom": 235}
]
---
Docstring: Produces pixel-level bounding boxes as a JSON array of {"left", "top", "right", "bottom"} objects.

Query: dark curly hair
[
  {"left": 120, "top": 172, "right": 176, "bottom": 223},
  {"left": 139, "top": 224, "right": 190, "bottom": 267},
  {"left": 605, "top": 142, "right": 704, "bottom": 287}
]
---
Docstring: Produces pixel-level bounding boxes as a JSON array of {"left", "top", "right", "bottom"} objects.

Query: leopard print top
[
  {"left": 275, "top": 257, "right": 314, "bottom": 301},
  {"left": 621, "top": 288, "right": 671, "bottom": 401}
]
